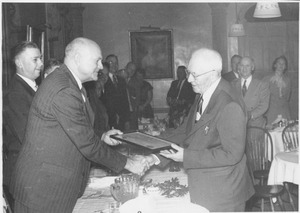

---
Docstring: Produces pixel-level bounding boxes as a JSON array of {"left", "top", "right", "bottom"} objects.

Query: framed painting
[{"left": 130, "top": 30, "right": 173, "bottom": 79}]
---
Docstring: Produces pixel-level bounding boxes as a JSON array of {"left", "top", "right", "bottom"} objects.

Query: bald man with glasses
[{"left": 146, "top": 48, "right": 254, "bottom": 212}]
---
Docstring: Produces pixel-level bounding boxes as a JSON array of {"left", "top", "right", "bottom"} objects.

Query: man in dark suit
[
  {"left": 9, "top": 38, "right": 149, "bottom": 212},
  {"left": 167, "top": 66, "right": 195, "bottom": 128},
  {"left": 3, "top": 41, "right": 43, "bottom": 186},
  {"left": 232, "top": 56, "right": 270, "bottom": 127},
  {"left": 146, "top": 48, "right": 254, "bottom": 211},
  {"left": 222, "top": 54, "right": 242, "bottom": 82},
  {"left": 102, "top": 54, "right": 131, "bottom": 131}
]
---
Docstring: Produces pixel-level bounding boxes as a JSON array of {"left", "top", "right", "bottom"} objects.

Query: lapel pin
[{"left": 204, "top": 126, "right": 209, "bottom": 134}]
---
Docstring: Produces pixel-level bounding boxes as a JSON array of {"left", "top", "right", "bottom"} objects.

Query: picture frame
[
  {"left": 110, "top": 131, "right": 172, "bottom": 153},
  {"left": 130, "top": 30, "right": 174, "bottom": 79}
]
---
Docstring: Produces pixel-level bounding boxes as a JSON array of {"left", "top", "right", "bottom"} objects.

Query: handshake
[{"left": 124, "top": 154, "right": 159, "bottom": 176}]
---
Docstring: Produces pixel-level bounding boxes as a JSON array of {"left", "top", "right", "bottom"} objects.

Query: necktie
[
  {"left": 176, "top": 80, "right": 183, "bottom": 100},
  {"left": 242, "top": 79, "right": 247, "bottom": 97},
  {"left": 195, "top": 95, "right": 203, "bottom": 122},
  {"left": 81, "top": 87, "right": 95, "bottom": 124},
  {"left": 113, "top": 75, "right": 118, "bottom": 87}
]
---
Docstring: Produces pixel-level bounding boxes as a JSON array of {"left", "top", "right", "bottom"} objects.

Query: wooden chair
[
  {"left": 282, "top": 121, "right": 298, "bottom": 152},
  {"left": 281, "top": 121, "right": 298, "bottom": 211},
  {"left": 246, "top": 126, "right": 285, "bottom": 211}
]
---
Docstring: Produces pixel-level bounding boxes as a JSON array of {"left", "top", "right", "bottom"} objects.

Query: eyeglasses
[{"left": 186, "top": 70, "right": 216, "bottom": 79}]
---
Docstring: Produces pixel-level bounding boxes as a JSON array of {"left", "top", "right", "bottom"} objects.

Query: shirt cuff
[{"left": 151, "top": 154, "right": 161, "bottom": 165}]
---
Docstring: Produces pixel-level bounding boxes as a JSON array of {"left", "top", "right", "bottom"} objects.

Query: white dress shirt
[
  {"left": 241, "top": 75, "right": 252, "bottom": 90},
  {"left": 17, "top": 73, "right": 38, "bottom": 92}
]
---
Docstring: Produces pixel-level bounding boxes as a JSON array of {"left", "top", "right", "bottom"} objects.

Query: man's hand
[
  {"left": 159, "top": 143, "right": 184, "bottom": 162},
  {"left": 101, "top": 129, "right": 123, "bottom": 146},
  {"left": 124, "top": 155, "right": 150, "bottom": 176}
]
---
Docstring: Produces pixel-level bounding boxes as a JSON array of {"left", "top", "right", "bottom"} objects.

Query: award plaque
[{"left": 110, "top": 131, "right": 172, "bottom": 152}]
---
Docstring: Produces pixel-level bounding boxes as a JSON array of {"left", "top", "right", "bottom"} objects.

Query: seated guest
[
  {"left": 222, "top": 54, "right": 241, "bottom": 82},
  {"left": 44, "top": 58, "right": 61, "bottom": 78},
  {"left": 3, "top": 41, "right": 43, "bottom": 186},
  {"left": 102, "top": 54, "right": 130, "bottom": 131},
  {"left": 135, "top": 69, "right": 154, "bottom": 119},
  {"left": 232, "top": 56, "right": 270, "bottom": 127},
  {"left": 167, "top": 66, "right": 195, "bottom": 128},
  {"left": 264, "top": 56, "right": 291, "bottom": 125}
]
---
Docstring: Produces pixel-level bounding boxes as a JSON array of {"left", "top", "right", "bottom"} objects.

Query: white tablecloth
[
  {"left": 268, "top": 151, "right": 299, "bottom": 185},
  {"left": 73, "top": 167, "right": 208, "bottom": 213},
  {"left": 268, "top": 127, "right": 285, "bottom": 159}
]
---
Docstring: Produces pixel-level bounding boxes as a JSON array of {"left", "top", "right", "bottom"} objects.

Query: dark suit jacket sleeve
[
  {"left": 250, "top": 80, "right": 270, "bottom": 119},
  {"left": 6, "top": 89, "right": 32, "bottom": 143},
  {"left": 52, "top": 87, "right": 127, "bottom": 172},
  {"left": 183, "top": 102, "right": 246, "bottom": 168},
  {"left": 167, "top": 81, "right": 177, "bottom": 98}
]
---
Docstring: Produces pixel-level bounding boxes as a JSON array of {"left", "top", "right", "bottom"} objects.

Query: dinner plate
[
  {"left": 119, "top": 196, "right": 209, "bottom": 213},
  {"left": 119, "top": 197, "right": 156, "bottom": 213}
]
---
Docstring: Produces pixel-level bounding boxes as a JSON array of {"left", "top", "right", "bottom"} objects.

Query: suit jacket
[
  {"left": 3, "top": 74, "right": 36, "bottom": 186},
  {"left": 10, "top": 65, "right": 127, "bottom": 212},
  {"left": 167, "top": 79, "right": 195, "bottom": 104},
  {"left": 102, "top": 75, "right": 130, "bottom": 130},
  {"left": 222, "top": 70, "right": 238, "bottom": 82},
  {"left": 3, "top": 74, "right": 35, "bottom": 150},
  {"left": 232, "top": 77, "right": 270, "bottom": 127},
  {"left": 160, "top": 79, "right": 254, "bottom": 211}
]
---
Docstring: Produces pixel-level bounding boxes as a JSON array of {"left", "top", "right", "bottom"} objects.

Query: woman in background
[{"left": 264, "top": 56, "right": 291, "bottom": 125}]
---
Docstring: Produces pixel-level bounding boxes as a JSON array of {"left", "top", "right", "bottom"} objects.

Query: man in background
[
  {"left": 9, "top": 38, "right": 149, "bottom": 212},
  {"left": 167, "top": 65, "right": 195, "bottom": 128},
  {"left": 222, "top": 54, "right": 242, "bottom": 82},
  {"left": 3, "top": 41, "right": 43, "bottom": 186},
  {"left": 102, "top": 54, "right": 131, "bottom": 130},
  {"left": 232, "top": 56, "right": 270, "bottom": 127}
]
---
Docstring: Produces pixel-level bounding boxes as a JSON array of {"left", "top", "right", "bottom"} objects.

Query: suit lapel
[
  {"left": 244, "top": 78, "right": 258, "bottom": 99},
  {"left": 63, "top": 65, "right": 95, "bottom": 125},
  {"left": 15, "top": 74, "right": 36, "bottom": 96},
  {"left": 186, "top": 81, "right": 223, "bottom": 137}
]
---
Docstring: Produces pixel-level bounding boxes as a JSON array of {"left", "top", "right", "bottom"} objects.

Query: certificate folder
[{"left": 110, "top": 131, "right": 172, "bottom": 152}]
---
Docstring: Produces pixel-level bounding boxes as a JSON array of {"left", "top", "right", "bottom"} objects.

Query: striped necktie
[
  {"left": 195, "top": 95, "right": 203, "bottom": 122},
  {"left": 242, "top": 79, "right": 247, "bottom": 97}
]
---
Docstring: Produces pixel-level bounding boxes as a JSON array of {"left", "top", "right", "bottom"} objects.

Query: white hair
[{"left": 188, "top": 48, "right": 222, "bottom": 74}]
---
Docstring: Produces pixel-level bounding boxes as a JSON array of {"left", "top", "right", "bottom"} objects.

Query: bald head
[
  {"left": 187, "top": 48, "right": 222, "bottom": 94},
  {"left": 64, "top": 37, "right": 103, "bottom": 83}
]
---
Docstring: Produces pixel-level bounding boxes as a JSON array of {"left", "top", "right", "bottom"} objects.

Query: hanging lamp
[
  {"left": 253, "top": 2, "right": 281, "bottom": 18},
  {"left": 229, "top": 3, "right": 245, "bottom": 37}
]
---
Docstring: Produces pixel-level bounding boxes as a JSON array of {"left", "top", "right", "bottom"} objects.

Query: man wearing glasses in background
[{"left": 146, "top": 48, "right": 254, "bottom": 212}]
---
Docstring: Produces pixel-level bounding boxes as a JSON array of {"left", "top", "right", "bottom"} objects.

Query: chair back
[
  {"left": 282, "top": 121, "right": 299, "bottom": 152},
  {"left": 245, "top": 126, "right": 273, "bottom": 183}
]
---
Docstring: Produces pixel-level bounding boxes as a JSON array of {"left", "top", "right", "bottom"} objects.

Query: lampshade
[
  {"left": 253, "top": 2, "right": 281, "bottom": 18},
  {"left": 229, "top": 24, "right": 245, "bottom": 37}
]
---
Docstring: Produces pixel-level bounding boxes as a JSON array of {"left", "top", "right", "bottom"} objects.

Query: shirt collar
[
  {"left": 67, "top": 65, "right": 83, "bottom": 90},
  {"left": 108, "top": 72, "right": 115, "bottom": 81},
  {"left": 233, "top": 72, "right": 239, "bottom": 79},
  {"left": 202, "top": 77, "right": 221, "bottom": 112},
  {"left": 241, "top": 75, "right": 252, "bottom": 88},
  {"left": 17, "top": 73, "right": 37, "bottom": 91}
]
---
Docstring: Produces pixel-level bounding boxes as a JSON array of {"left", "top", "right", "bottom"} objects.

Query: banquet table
[
  {"left": 267, "top": 151, "right": 299, "bottom": 186},
  {"left": 268, "top": 127, "right": 285, "bottom": 159},
  {"left": 73, "top": 166, "right": 207, "bottom": 213}
]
